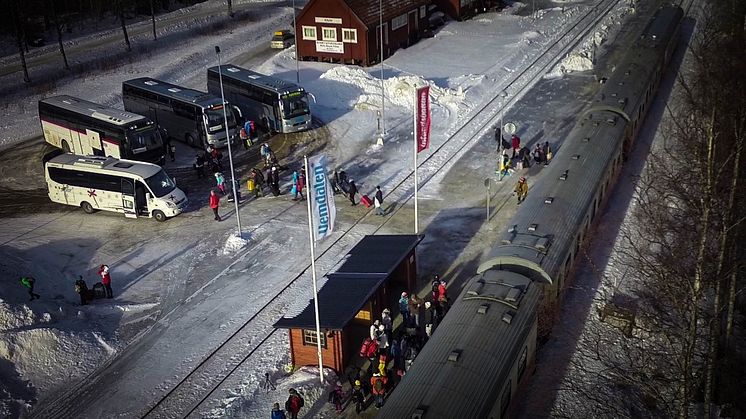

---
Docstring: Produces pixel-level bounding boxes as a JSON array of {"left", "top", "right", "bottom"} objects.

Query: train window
[
  {"left": 302, "top": 329, "right": 327, "bottom": 349},
  {"left": 518, "top": 346, "right": 528, "bottom": 378},
  {"left": 500, "top": 380, "right": 512, "bottom": 417}
]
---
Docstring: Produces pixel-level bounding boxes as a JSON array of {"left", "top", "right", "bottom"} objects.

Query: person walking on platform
[
  {"left": 514, "top": 176, "right": 529, "bottom": 204},
  {"left": 374, "top": 186, "right": 385, "bottom": 216},
  {"left": 20, "top": 276, "right": 40, "bottom": 301},
  {"left": 348, "top": 179, "right": 358, "bottom": 206},
  {"left": 209, "top": 189, "right": 222, "bottom": 221},
  {"left": 98, "top": 264, "right": 113, "bottom": 298}
]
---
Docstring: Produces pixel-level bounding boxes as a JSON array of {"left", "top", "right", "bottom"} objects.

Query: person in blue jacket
[{"left": 270, "top": 402, "right": 286, "bottom": 419}]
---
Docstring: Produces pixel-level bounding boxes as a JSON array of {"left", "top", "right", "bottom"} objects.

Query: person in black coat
[
  {"left": 348, "top": 179, "right": 358, "bottom": 205},
  {"left": 75, "top": 276, "right": 89, "bottom": 305}
]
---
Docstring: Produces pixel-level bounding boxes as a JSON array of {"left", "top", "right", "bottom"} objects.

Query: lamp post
[
  {"left": 379, "top": 0, "right": 386, "bottom": 139},
  {"left": 293, "top": 0, "right": 299, "bottom": 83},
  {"left": 214, "top": 45, "right": 242, "bottom": 238}
]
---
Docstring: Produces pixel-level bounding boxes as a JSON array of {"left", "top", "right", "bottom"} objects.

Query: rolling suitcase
[{"left": 360, "top": 194, "right": 373, "bottom": 208}]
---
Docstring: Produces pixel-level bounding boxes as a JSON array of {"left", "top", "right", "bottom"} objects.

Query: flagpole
[
  {"left": 413, "top": 85, "right": 419, "bottom": 235},
  {"left": 304, "top": 155, "right": 324, "bottom": 385}
]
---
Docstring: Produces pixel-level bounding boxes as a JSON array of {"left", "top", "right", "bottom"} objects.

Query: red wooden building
[
  {"left": 295, "top": 0, "right": 430, "bottom": 66},
  {"left": 274, "top": 235, "right": 423, "bottom": 372}
]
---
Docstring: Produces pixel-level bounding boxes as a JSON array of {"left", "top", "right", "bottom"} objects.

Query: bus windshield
[
  {"left": 144, "top": 169, "right": 177, "bottom": 197},
  {"left": 281, "top": 92, "right": 310, "bottom": 119},
  {"left": 126, "top": 126, "right": 163, "bottom": 151},
  {"left": 205, "top": 106, "right": 236, "bottom": 132}
]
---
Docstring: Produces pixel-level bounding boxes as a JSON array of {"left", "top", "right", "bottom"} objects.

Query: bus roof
[
  {"left": 123, "top": 77, "right": 225, "bottom": 107},
  {"left": 207, "top": 65, "right": 304, "bottom": 95},
  {"left": 40, "top": 95, "right": 148, "bottom": 127},
  {"left": 47, "top": 153, "right": 162, "bottom": 179}
]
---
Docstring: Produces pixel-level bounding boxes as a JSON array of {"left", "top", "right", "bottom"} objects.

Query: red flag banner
[{"left": 416, "top": 85, "right": 431, "bottom": 153}]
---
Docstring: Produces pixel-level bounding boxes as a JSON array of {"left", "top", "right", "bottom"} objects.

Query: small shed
[
  {"left": 295, "top": 0, "right": 430, "bottom": 66},
  {"left": 274, "top": 235, "right": 423, "bottom": 372}
]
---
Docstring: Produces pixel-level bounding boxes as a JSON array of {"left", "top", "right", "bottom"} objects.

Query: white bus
[
  {"left": 207, "top": 65, "right": 312, "bottom": 134},
  {"left": 39, "top": 95, "right": 166, "bottom": 164},
  {"left": 45, "top": 153, "right": 188, "bottom": 222},
  {"left": 122, "top": 77, "right": 238, "bottom": 149}
]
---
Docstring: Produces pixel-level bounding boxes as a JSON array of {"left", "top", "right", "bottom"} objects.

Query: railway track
[{"left": 131, "top": 1, "right": 629, "bottom": 417}]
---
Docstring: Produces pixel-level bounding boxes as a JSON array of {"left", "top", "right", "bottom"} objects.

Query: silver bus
[
  {"left": 39, "top": 95, "right": 165, "bottom": 164},
  {"left": 122, "top": 77, "right": 238, "bottom": 149},
  {"left": 207, "top": 65, "right": 311, "bottom": 134}
]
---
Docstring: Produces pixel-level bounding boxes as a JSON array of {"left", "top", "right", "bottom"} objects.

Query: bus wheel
[
  {"left": 81, "top": 202, "right": 95, "bottom": 214},
  {"left": 153, "top": 210, "right": 167, "bottom": 222},
  {"left": 186, "top": 134, "right": 196, "bottom": 148},
  {"left": 62, "top": 141, "right": 71, "bottom": 153}
]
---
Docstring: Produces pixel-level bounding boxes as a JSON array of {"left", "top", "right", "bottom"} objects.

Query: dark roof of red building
[
  {"left": 274, "top": 235, "right": 423, "bottom": 330},
  {"left": 345, "top": 0, "right": 429, "bottom": 27}
]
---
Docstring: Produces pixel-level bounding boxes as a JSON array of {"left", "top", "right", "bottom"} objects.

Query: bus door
[
  {"left": 121, "top": 178, "right": 137, "bottom": 218},
  {"left": 85, "top": 129, "right": 104, "bottom": 156}
]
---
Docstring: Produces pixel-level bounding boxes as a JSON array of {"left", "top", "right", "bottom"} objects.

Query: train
[{"left": 377, "top": 4, "right": 684, "bottom": 418}]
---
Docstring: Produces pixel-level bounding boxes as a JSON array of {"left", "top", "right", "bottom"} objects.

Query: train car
[
  {"left": 478, "top": 3, "right": 683, "bottom": 335},
  {"left": 379, "top": 269, "right": 541, "bottom": 419},
  {"left": 378, "top": 4, "right": 683, "bottom": 418}
]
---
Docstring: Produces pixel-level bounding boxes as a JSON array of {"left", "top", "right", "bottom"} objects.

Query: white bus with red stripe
[{"left": 38, "top": 95, "right": 165, "bottom": 164}]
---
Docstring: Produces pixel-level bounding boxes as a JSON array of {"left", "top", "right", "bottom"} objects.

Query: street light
[
  {"left": 214, "top": 45, "right": 243, "bottom": 238},
  {"left": 379, "top": 0, "right": 386, "bottom": 139},
  {"left": 293, "top": 0, "right": 299, "bottom": 83}
]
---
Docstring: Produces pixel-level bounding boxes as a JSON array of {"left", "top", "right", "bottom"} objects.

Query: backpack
[
  {"left": 239, "top": 127, "right": 247, "bottom": 138},
  {"left": 360, "top": 338, "right": 378, "bottom": 358},
  {"left": 373, "top": 378, "right": 384, "bottom": 393}
]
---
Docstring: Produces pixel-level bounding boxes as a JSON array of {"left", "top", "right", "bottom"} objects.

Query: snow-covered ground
[{"left": 0, "top": 0, "right": 655, "bottom": 417}]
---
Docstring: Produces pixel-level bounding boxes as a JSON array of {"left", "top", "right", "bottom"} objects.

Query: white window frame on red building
[
  {"left": 321, "top": 27, "right": 338, "bottom": 41},
  {"left": 302, "top": 26, "right": 317, "bottom": 40},
  {"left": 342, "top": 28, "right": 358, "bottom": 43}
]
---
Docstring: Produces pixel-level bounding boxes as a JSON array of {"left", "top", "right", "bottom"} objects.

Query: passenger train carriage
[{"left": 378, "top": 5, "right": 683, "bottom": 418}]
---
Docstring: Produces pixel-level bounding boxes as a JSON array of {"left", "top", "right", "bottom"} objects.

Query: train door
[{"left": 121, "top": 178, "right": 137, "bottom": 218}]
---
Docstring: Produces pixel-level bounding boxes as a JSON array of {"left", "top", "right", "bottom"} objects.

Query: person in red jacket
[
  {"left": 371, "top": 373, "right": 388, "bottom": 408},
  {"left": 510, "top": 134, "right": 521, "bottom": 158},
  {"left": 98, "top": 264, "right": 113, "bottom": 298},
  {"left": 209, "top": 189, "right": 221, "bottom": 221}
]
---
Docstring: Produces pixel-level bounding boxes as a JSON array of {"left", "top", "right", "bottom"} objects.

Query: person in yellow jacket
[{"left": 514, "top": 176, "right": 528, "bottom": 204}]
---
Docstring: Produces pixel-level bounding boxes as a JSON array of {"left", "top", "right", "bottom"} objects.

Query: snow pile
[
  {"left": 317, "top": 66, "right": 465, "bottom": 112},
  {"left": 547, "top": 2, "right": 637, "bottom": 77},
  {"left": 222, "top": 233, "right": 250, "bottom": 255},
  {"left": 0, "top": 299, "right": 121, "bottom": 416}
]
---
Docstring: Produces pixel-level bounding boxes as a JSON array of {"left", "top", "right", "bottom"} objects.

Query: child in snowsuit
[
  {"left": 20, "top": 276, "right": 40, "bottom": 301},
  {"left": 215, "top": 172, "right": 226, "bottom": 195},
  {"left": 514, "top": 176, "right": 529, "bottom": 204}
]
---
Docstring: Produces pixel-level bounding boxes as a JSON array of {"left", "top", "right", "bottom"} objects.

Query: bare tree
[
  {"left": 11, "top": 0, "right": 30, "bottom": 82},
  {"left": 117, "top": 0, "right": 131, "bottom": 51},
  {"left": 49, "top": 0, "right": 70, "bottom": 69},
  {"left": 226, "top": 0, "right": 234, "bottom": 17},
  {"left": 150, "top": 0, "right": 157, "bottom": 40}
]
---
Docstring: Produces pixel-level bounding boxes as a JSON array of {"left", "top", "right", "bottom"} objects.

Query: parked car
[{"left": 270, "top": 30, "right": 295, "bottom": 49}]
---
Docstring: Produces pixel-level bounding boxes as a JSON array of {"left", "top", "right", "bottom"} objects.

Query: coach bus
[
  {"left": 44, "top": 152, "right": 187, "bottom": 221},
  {"left": 122, "top": 77, "right": 238, "bottom": 149},
  {"left": 38, "top": 95, "right": 165, "bottom": 164},
  {"left": 207, "top": 65, "right": 311, "bottom": 134}
]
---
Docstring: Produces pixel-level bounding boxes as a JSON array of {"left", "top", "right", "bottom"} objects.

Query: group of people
[
  {"left": 496, "top": 132, "right": 553, "bottom": 179},
  {"left": 270, "top": 388, "right": 305, "bottom": 419},
  {"left": 20, "top": 263, "right": 114, "bottom": 305}
]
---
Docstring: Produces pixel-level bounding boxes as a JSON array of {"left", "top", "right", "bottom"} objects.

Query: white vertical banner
[{"left": 308, "top": 154, "right": 336, "bottom": 241}]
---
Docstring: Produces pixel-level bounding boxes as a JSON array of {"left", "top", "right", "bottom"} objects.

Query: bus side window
[{"left": 121, "top": 178, "right": 135, "bottom": 195}]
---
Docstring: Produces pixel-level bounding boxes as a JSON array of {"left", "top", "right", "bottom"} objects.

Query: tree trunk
[
  {"left": 682, "top": 110, "right": 716, "bottom": 419},
  {"left": 705, "top": 129, "right": 742, "bottom": 417},
  {"left": 227, "top": 0, "right": 234, "bottom": 17},
  {"left": 725, "top": 141, "right": 743, "bottom": 342},
  {"left": 118, "top": 0, "right": 131, "bottom": 51},
  {"left": 150, "top": 0, "right": 157, "bottom": 40},
  {"left": 50, "top": 0, "right": 70, "bottom": 69},
  {"left": 12, "top": 0, "right": 30, "bottom": 83}
]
